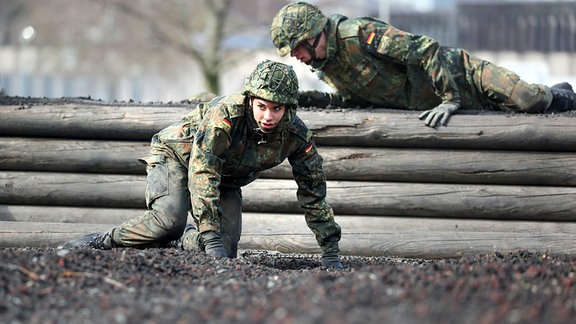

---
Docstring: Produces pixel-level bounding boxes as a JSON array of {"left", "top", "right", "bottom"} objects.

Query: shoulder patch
[
  {"left": 363, "top": 29, "right": 385, "bottom": 53},
  {"left": 366, "top": 32, "right": 375, "bottom": 45},
  {"left": 221, "top": 117, "right": 232, "bottom": 131},
  {"left": 304, "top": 142, "right": 314, "bottom": 153}
]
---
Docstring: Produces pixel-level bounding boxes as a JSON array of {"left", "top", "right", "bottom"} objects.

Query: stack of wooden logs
[{"left": 2, "top": 99, "right": 576, "bottom": 258}]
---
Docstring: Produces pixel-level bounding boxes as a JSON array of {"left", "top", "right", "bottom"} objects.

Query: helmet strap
[{"left": 302, "top": 32, "right": 322, "bottom": 62}]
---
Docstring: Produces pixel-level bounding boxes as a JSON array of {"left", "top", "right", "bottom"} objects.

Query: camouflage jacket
[
  {"left": 148, "top": 93, "right": 341, "bottom": 253},
  {"left": 313, "top": 14, "right": 487, "bottom": 110}
]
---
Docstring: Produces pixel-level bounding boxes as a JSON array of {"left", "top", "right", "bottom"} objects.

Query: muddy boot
[
  {"left": 201, "top": 231, "right": 228, "bottom": 258},
  {"left": 547, "top": 87, "right": 576, "bottom": 112},
  {"left": 60, "top": 230, "right": 117, "bottom": 249},
  {"left": 166, "top": 224, "right": 197, "bottom": 250}
]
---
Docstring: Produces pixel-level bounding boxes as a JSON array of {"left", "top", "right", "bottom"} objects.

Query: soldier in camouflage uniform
[
  {"left": 270, "top": 2, "right": 576, "bottom": 128},
  {"left": 61, "top": 60, "right": 343, "bottom": 270}
]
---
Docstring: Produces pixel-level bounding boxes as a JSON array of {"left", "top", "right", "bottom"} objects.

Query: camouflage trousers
[
  {"left": 454, "top": 48, "right": 553, "bottom": 112},
  {"left": 111, "top": 155, "right": 242, "bottom": 258}
]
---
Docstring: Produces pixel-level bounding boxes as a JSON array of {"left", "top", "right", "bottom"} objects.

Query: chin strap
[
  {"left": 254, "top": 128, "right": 267, "bottom": 145},
  {"left": 301, "top": 32, "right": 322, "bottom": 62}
]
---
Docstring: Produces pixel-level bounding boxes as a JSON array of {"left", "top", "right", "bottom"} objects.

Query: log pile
[{"left": 2, "top": 99, "right": 576, "bottom": 258}]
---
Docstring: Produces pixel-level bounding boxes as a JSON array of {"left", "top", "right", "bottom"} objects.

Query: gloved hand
[
  {"left": 321, "top": 252, "right": 344, "bottom": 270},
  {"left": 298, "top": 91, "right": 343, "bottom": 108},
  {"left": 418, "top": 102, "right": 459, "bottom": 128},
  {"left": 201, "top": 231, "right": 227, "bottom": 258}
]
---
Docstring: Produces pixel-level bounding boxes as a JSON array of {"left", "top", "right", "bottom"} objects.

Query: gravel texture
[{"left": 1, "top": 247, "right": 575, "bottom": 324}]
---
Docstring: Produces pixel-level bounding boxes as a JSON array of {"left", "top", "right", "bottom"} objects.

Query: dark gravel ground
[{"left": 1, "top": 248, "right": 575, "bottom": 324}]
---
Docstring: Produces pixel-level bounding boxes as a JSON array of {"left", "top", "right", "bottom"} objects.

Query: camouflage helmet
[
  {"left": 242, "top": 60, "right": 299, "bottom": 107},
  {"left": 270, "top": 2, "right": 327, "bottom": 57}
]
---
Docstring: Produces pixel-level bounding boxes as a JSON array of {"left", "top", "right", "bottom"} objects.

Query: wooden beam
[
  {"left": 0, "top": 137, "right": 148, "bottom": 174},
  {"left": 4, "top": 137, "right": 576, "bottom": 186},
  {"left": 0, "top": 172, "right": 146, "bottom": 208},
  {"left": 2, "top": 104, "right": 576, "bottom": 150},
  {"left": 2, "top": 174, "right": 576, "bottom": 221},
  {"left": 243, "top": 179, "right": 576, "bottom": 221},
  {"left": 264, "top": 146, "right": 576, "bottom": 186},
  {"left": 0, "top": 205, "right": 147, "bottom": 223},
  {"left": 0, "top": 104, "right": 190, "bottom": 140},
  {"left": 2, "top": 215, "right": 576, "bottom": 258}
]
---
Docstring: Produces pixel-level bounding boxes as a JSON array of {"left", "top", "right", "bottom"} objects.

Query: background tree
[
  {"left": 111, "top": 0, "right": 228, "bottom": 94},
  {"left": 108, "top": 0, "right": 282, "bottom": 95},
  {"left": 2, "top": 0, "right": 285, "bottom": 95}
]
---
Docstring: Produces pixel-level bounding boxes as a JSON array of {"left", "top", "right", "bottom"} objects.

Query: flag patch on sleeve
[
  {"left": 304, "top": 142, "right": 314, "bottom": 153},
  {"left": 220, "top": 118, "right": 231, "bottom": 130},
  {"left": 366, "top": 32, "right": 375, "bottom": 45},
  {"left": 363, "top": 29, "right": 385, "bottom": 53}
]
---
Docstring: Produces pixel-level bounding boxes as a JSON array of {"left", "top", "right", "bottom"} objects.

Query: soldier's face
[
  {"left": 251, "top": 98, "right": 286, "bottom": 133},
  {"left": 290, "top": 32, "right": 326, "bottom": 64}
]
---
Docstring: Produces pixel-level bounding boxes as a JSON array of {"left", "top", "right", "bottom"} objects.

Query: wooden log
[
  {"left": 0, "top": 137, "right": 148, "bottom": 174},
  {"left": 0, "top": 205, "right": 195, "bottom": 224},
  {"left": 2, "top": 173, "right": 576, "bottom": 221},
  {"left": 308, "top": 109, "right": 576, "bottom": 151},
  {"left": 0, "top": 221, "right": 115, "bottom": 248},
  {"left": 243, "top": 179, "right": 576, "bottom": 221},
  {"left": 0, "top": 104, "right": 190, "bottom": 140},
  {"left": 240, "top": 214, "right": 576, "bottom": 258},
  {"left": 4, "top": 137, "right": 576, "bottom": 186},
  {"left": 2, "top": 215, "right": 576, "bottom": 258},
  {"left": 0, "top": 205, "right": 148, "bottom": 223},
  {"left": 0, "top": 172, "right": 146, "bottom": 208},
  {"left": 264, "top": 146, "right": 576, "bottom": 186},
  {"left": 2, "top": 104, "right": 576, "bottom": 150}
]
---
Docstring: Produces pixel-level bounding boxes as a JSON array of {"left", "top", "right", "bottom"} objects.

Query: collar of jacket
[{"left": 311, "top": 14, "right": 348, "bottom": 70}]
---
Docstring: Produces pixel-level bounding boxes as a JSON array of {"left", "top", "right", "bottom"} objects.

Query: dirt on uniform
[{"left": 1, "top": 247, "right": 575, "bottom": 324}]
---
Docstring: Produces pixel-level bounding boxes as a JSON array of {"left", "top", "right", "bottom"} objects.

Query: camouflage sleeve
[
  {"left": 188, "top": 103, "right": 233, "bottom": 234},
  {"left": 288, "top": 140, "right": 341, "bottom": 254},
  {"left": 359, "top": 19, "right": 461, "bottom": 104}
]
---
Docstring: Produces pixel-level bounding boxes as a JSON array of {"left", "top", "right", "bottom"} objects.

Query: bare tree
[
  {"left": 2, "top": 0, "right": 288, "bottom": 96},
  {"left": 110, "top": 0, "right": 270, "bottom": 95}
]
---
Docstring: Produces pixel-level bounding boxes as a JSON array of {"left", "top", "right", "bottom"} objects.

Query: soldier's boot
[
  {"left": 60, "top": 230, "right": 117, "bottom": 249},
  {"left": 298, "top": 90, "right": 344, "bottom": 108},
  {"left": 547, "top": 87, "right": 576, "bottom": 112},
  {"left": 166, "top": 224, "right": 197, "bottom": 250},
  {"left": 551, "top": 82, "right": 573, "bottom": 92},
  {"left": 200, "top": 231, "right": 228, "bottom": 258},
  {"left": 167, "top": 224, "right": 226, "bottom": 258}
]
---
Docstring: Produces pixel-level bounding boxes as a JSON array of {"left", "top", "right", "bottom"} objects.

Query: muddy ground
[{"left": 1, "top": 247, "right": 575, "bottom": 324}]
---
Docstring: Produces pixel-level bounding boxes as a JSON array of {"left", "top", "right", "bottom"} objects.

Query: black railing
[{"left": 390, "top": 1, "right": 576, "bottom": 53}]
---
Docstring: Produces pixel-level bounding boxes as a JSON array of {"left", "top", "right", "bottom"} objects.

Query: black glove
[
  {"left": 298, "top": 91, "right": 343, "bottom": 108},
  {"left": 418, "top": 102, "right": 459, "bottom": 127},
  {"left": 201, "top": 231, "right": 227, "bottom": 258},
  {"left": 321, "top": 252, "right": 344, "bottom": 270}
]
